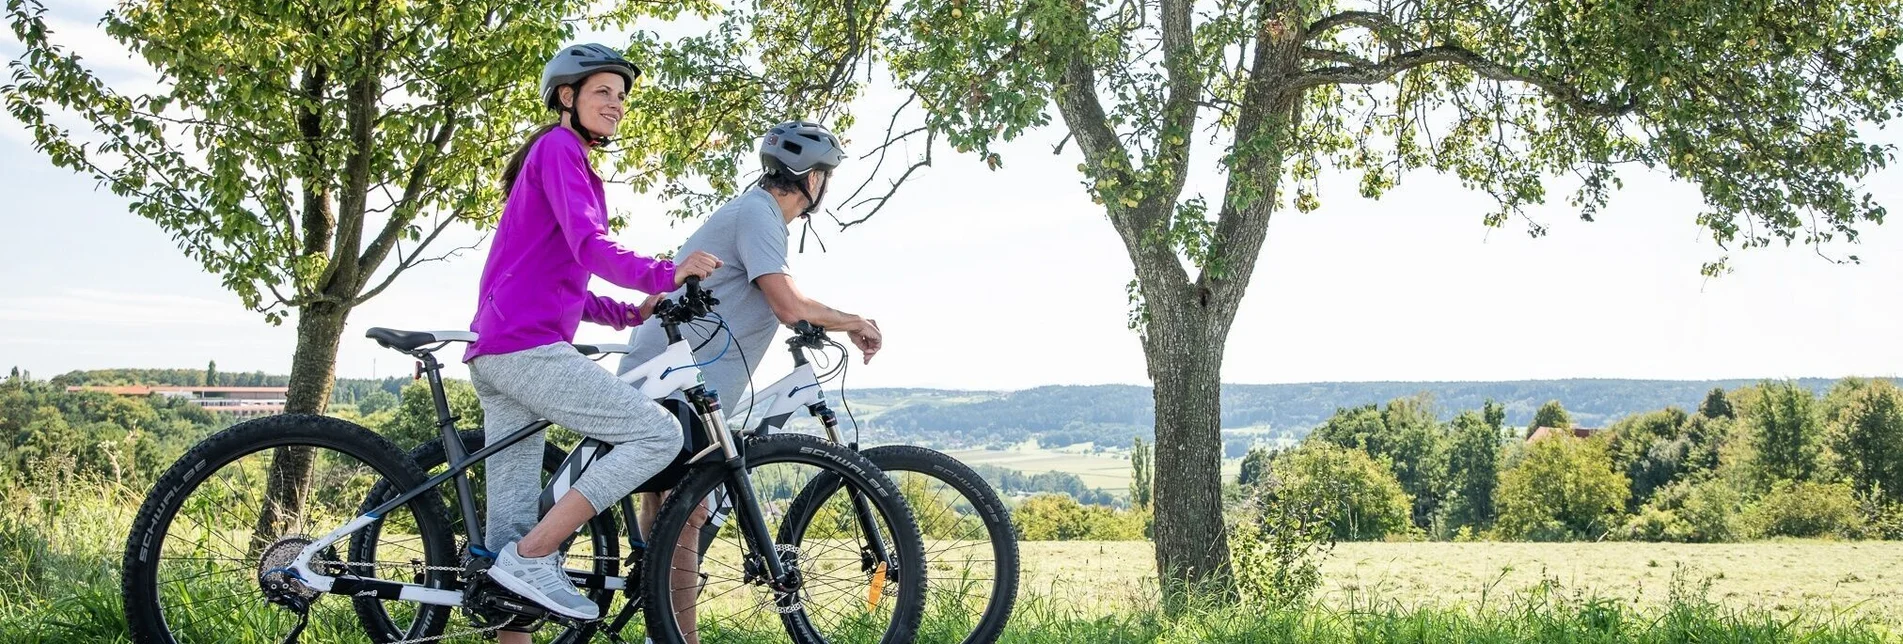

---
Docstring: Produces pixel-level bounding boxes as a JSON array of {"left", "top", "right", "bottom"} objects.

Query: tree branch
[
  {"left": 818, "top": 0, "right": 883, "bottom": 100},
  {"left": 857, "top": 126, "right": 928, "bottom": 160},
  {"left": 239, "top": 164, "right": 298, "bottom": 259},
  {"left": 1304, "top": 10, "right": 1403, "bottom": 51},
  {"left": 1052, "top": 32, "right": 1187, "bottom": 295},
  {"left": 1302, "top": 47, "right": 1373, "bottom": 67},
  {"left": 833, "top": 92, "right": 924, "bottom": 222},
  {"left": 1151, "top": 0, "right": 1200, "bottom": 208},
  {"left": 263, "top": 278, "right": 337, "bottom": 310},
  {"left": 128, "top": 107, "right": 304, "bottom": 146},
  {"left": 1204, "top": 4, "right": 1306, "bottom": 315},
  {"left": 844, "top": 81, "right": 923, "bottom": 166},
  {"left": 351, "top": 206, "right": 474, "bottom": 306},
  {"left": 836, "top": 130, "right": 934, "bottom": 231},
  {"left": 357, "top": 106, "right": 459, "bottom": 291},
  {"left": 323, "top": 24, "right": 385, "bottom": 298},
  {"left": 1287, "top": 44, "right": 1641, "bottom": 118},
  {"left": 295, "top": 62, "right": 333, "bottom": 258},
  {"left": 598, "top": 96, "right": 750, "bottom": 187}
]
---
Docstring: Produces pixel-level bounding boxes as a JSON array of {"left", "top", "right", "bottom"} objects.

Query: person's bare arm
[{"left": 756, "top": 273, "right": 881, "bottom": 362}]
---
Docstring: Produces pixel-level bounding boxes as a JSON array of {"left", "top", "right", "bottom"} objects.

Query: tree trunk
[
  {"left": 251, "top": 300, "right": 349, "bottom": 550},
  {"left": 1043, "top": 0, "right": 1302, "bottom": 605},
  {"left": 1144, "top": 293, "right": 1233, "bottom": 605}
]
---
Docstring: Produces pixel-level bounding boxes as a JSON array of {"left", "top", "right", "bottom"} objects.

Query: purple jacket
[{"left": 465, "top": 128, "right": 676, "bottom": 362}]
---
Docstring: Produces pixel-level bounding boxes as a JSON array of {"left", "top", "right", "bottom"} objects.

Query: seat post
[
  {"left": 418, "top": 351, "right": 487, "bottom": 550},
  {"left": 418, "top": 353, "right": 455, "bottom": 432}
]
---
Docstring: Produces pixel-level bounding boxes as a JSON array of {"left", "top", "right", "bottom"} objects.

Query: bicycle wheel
[
  {"left": 785, "top": 446, "right": 1019, "bottom": 644},
  {"left": 352, "top": 430, "right": 624, "bottom": 643},
  {"left": 123, "top": 414, "right": 457, "bottom": 644},
  {"left": 642, "top": 433, "right": 926, "bottom": 644}
]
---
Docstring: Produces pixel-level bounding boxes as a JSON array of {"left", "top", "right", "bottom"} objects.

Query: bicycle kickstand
[{"left": 277, "top": 596, "right": 312, "bottom": 644}]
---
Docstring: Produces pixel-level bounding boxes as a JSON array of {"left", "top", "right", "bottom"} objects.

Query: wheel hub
[{"left": 257, "top": 535, "right": 319, "bottom": 607}]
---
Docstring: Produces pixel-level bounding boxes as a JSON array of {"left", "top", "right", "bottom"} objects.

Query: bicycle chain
[
  {"left": 310, "top": 553, "right": 629, "bottom": 574},
  {"left": 305, "top": 553, "right": 626, "bottom": 644},
  {"left": 388, "top": 620, "right": 510, "bottom": 644}
]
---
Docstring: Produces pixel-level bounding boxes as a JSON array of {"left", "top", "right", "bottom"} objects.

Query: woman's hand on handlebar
[
  {"left": 673, "top": 251, "right": 722, "bottom": 286},
  {"left": 638, "top": 292, "right": 667, "bottom": 321}
]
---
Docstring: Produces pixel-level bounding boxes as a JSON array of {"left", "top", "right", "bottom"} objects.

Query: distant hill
[
  {"left": 44, "top": 369, "right": 1886, "bottom": 450},
  {"left": 850, "top": 378, "right": 1882, "bottom": 449},
  {"left": 48, "top": 369, "right": 407, "bottom": 405}
]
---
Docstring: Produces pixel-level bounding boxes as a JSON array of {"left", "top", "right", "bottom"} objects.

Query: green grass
[
  {"left": 4, "top": 480, "right": 1899, "bottom": 643},
  {"left": 986, "top": 586, "right": 1899, "bottom": 643},
  {"left": 1015, "top": 540, "right": 1903, "bottom": 621},
  {"left": 940, "top": 445, "right": 1251, "bottom": 494},
  {"left": 9, "top": 579, "right": 1897, "bottom": 644}
]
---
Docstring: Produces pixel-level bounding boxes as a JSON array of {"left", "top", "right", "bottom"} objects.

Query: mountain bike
[
  {"left": 121, "top": 278, "right": 927, "bottom": 644},
  {"left": 566, "top": 321, "right": 1019, "bottom": 644}
]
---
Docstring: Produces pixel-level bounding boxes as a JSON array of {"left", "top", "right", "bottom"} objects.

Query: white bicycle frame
[
  {"left": 589, "top": 340, "right": 839, "bottom": 440},
  {"left": 568, "top": 336, "right": 843, "bottom": 550},
  {"left": 727, "top": 362, "right": 825, "bottom": 435}
]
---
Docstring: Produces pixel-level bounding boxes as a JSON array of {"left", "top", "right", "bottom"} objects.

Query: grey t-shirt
[{"left": 618, "top": 188, "right": 788, "bottom": 401}]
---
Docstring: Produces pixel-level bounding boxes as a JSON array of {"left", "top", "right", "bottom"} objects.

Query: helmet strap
[
  {"left": 797, "top": 209, "right": 829, "bottom": 254},
  {"left": 563, "top": 80, "right": 611, "bottom": 148},
  {"left": 796, "top": 171, "right": 829, "bottom": 217}
]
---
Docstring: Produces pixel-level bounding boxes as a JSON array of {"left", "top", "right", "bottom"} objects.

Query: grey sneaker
[{"left": 488, "top": 542, "right": 599, "bottom": 620}]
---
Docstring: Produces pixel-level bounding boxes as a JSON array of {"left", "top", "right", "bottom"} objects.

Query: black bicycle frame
[
  {"left": 365, "top": 349, "right": 553, "bottom": 553},
  {"left": 366, "top": 329, "right": 798, "bottom": 587}
]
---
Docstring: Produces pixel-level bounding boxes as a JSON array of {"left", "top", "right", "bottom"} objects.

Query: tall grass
[
  {"left": 3, "top": 479, "right": 1896, "bottom": 643},
  {"left": 984, "top": 574, "right": 1898, "bottom": 644},
  {"left": 1, "top": 477, "right": 142, "bottom": 643}
]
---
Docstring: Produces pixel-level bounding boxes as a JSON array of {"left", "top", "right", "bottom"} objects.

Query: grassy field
[
  {"left": 942, "top": 446, "right": 1243, "bottom": 493},
  {"left": 944, "top": 446, "right": 1140, "bottom": 492},
  {"left": 1018, "top": 540, "right": 1903, "bottom": 622},
  {"left": 5, "top": 479, "right": 1900, "bottom": 643}
]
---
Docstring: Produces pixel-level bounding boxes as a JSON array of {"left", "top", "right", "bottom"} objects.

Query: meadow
[{"left": 4, "top": 480, "right": 1897, "bottom": 643}]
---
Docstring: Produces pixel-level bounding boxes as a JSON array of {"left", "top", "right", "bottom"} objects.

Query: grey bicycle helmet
[
  {"left": 760, "top": 121, "right": 845, "bottom": 217},
  {"left": 540, "top": 43, "right": 640, "bottom": 146},
  {"left": 760, "top": 121, "right": 846, "bottom": 177}
]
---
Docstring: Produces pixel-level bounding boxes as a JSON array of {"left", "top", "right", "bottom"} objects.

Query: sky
[{"left": 2, "top": 3, "right": 1899, "bottom": 392}]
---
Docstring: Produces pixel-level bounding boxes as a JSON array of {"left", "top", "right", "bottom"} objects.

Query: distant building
[
  {"left": 1525, "top": 426, "right": 1601, "bottom": 442},
  {"left": 67, "top": 385, "right": 287, "bottom": 418}
]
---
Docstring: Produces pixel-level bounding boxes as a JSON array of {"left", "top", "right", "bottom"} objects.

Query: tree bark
[
  {"left": 1143, "top": 292, "right": 1232, "bottom": 603},
  {"left": 250, "top": 300, "right": 349, "bottom": 550},
  {"left": 1042, "top": 0, "right": 1311, "bottom": 604}
]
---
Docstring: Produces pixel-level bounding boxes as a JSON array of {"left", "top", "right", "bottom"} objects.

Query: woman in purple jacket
[{"left": 463, "top": 43, "right": 720, "bottom": 631}]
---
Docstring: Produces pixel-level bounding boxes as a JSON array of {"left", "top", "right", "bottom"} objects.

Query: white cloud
[
  {"left": 45, "top": 14, "right": 164, "bottom": 86},
  {"left": 0, "top": 289, "right": 254, "bottom": 326},
  {"left": 0, "top": 113, "right": 31, "bottom": 148},
  {"left": 0, "top": 10, "right": 163, "bottom": 153}
]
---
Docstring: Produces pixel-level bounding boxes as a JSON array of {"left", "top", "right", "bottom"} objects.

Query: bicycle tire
[
  {"left": 642, "top": 433, "right": 927, "bottom": 644},
  {"left": 122, "top": 414, "right": 457, "bottom": 644},
  {"left": 782, "top": 445, "right": 1019, "bottom": 644}
]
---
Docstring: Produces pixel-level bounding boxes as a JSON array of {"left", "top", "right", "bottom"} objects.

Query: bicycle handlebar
[
  {"left": 654, "top": 275, "right": 719, "bottom": 326},
  {"left": 785, "top": 320, "right": 833, "bottom": 351}
]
